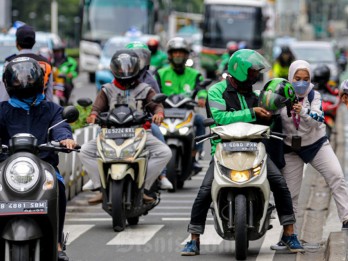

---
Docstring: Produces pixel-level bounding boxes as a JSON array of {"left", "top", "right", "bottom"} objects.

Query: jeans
[
  {"left": 194, "top": 114, "right": 205, "bottom": 152},
  {"left": 187, "top": 158, "right": 296, "bottom": 234},
  {"left": 151, "top": 124, "right": 167, "bottom": 177}
]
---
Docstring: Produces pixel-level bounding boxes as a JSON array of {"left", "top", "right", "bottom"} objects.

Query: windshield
[
  {"left": 291, "top": 46, "right": 336, "bottom": 63},
  {"left": 203, "top": 4, "right": 263, "bottom": 49},
  {"left": 82, "top": 0, "right": 154, "bottom": 41}
]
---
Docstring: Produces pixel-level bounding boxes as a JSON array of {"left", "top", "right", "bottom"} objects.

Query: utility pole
[{"left": 51, "top": 0, "right": 58, "bottom": 34}]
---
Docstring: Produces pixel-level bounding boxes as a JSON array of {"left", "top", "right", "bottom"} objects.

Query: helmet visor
[
  {"left": 244, "top": 52, "right": 271, "bottom": 73},
  {"left": 258, "top": 91, "right": 288, "bottom": 112},
  {"left": 111, "top": 53, "right": 139, "bottom": 79},
  {"left": 8, "top": 61, "right": 41, "bottom": 88}
]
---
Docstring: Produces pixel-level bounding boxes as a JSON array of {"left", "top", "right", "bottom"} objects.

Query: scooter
[
  {"left": 0, "top": 106, "right": 79, "bottom": 261},
  {"left": 196, "top": 120, "right": 281, "bottom": 260},
  {"left": 321, "top": 92, "right": 340, "bottom": 140},
  {"left": 159, "top": 79, "right": 211, "bottom": 192},
  {"left": 95, "top": 94, "right": 166, "bottom": 232}
]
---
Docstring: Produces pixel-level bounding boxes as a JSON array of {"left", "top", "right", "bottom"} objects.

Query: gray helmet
[{"left": 166, "top": 37, "right": 190, "bottom": 54}]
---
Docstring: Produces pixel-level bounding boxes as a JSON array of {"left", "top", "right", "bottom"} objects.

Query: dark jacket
[{"left": 0, "top": 101, "right": 73, "bottom": 167}]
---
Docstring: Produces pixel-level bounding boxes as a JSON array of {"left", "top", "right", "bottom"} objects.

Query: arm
[{"left": 298, "top": 91, "right": 325, "bottom": 125}]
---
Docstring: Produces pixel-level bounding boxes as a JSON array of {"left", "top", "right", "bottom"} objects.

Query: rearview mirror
[
  {"left": 152, "top": 93, "right": 167, "bottom": 103},
  {"left": 203, "top": 118, "right": 215, "bottom": 127},
  {"left": 77, "top": 98, "right": 93, "bottom": 108},
  {"left": 62, "top": 106, "right": 80, "bottom": 123}
]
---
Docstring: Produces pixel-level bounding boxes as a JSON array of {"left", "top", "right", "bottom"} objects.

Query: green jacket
[
  {"left": 155, "top": 66, "right": 207, "bottom": 98},
  {"left": 217, "top": 53, "right": 230, "bottom": 74},
  {"left": 272, "top": 62, "right": 289, "bottom": 79},
  {"left": 208, "top": 80, "right": 259, "bottom": 155},
  {"left": 56, "top": 56, "right": 78, "bottom": 84},
  {"left": 150, "top": 50, "right": 168, "bottom": 69}
]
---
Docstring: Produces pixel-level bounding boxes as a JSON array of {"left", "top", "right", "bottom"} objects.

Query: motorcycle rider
[
  {"left": 0, "top": 24, "right": 54, "bottom": 102},
  {"left": 312, "top": 64, "right": 339, "bottom": 95},
  {"left": 52, "top": 44, "right": 78, "bottom": 104},
  {"left": 79, "top": 49, "right": 172, "bottom": 204},
  {"left": 0, "top": 57, "right": 77, "bottom": 261},
  {"left": 181, "top": 49, "right": 304, "bottom": 256},
  {"left": 155, "top": 37, "right": 207, "bottom": 173},
  {"left": 147, "top": 38, "right": 168, "bottom": 72}
]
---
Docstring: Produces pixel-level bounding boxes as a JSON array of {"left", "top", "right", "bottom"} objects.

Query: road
[{"left": 64, "top": 75, "right": 302, "bottom": 261}]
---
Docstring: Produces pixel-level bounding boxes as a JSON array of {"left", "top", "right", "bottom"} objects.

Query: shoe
[
  {"left": 88, "top": 192, "right": 103, "bottom": 205},
  {"left": 270, "top": 240, "right": 287, "bottom": 250},
  {"left": 159, "top": 177, "right": 173, "bottom": 190},
  {"left": 143, "top": 193, "right": 156, "bottom": 204},
  {"left": 192, "top": 161, "right": 202, "bottom": 175},
  {"left": 82, "top": 179, "right": 94, "bottom": 191},
  {"left": 281, "top": 234, "right": 305, "bottom": 253},
  {"left": 58, "top": 250, "right": 69, "bottom": 261},
  {"left": 342, "top": 220, "right": 348, "bottom": 229},
  {"left": 181, "top": 240, "right": 200, "bottom": 256}
]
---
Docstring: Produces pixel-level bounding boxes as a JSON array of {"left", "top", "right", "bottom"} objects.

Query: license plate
[
  {"left": 105, "top": 128, "right": 135, "bottom": 139},
  {"left": 222, "top": 141, "right": 258, "bottom": 152},
  {"left": 0, "top": 201, "right": 48, "bottom": 215}
]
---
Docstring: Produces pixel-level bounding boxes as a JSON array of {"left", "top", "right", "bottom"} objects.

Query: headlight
[
  {"left": 230, "top": 170, "right": 251, "bottom": 182},
  {"left": 179, "top": 126, "right": 190, "bottom": 135},
  {"left": 120, "top": 141, "right": 140, "bottom": 159},
  {"left": 101, "top": 141, "right": 117, "bottom": 158},
  {"left": 185, "top": 58, "right": 194, "bottom": 67},
  {"left": 219, "top": 161, "right": 263, "bottom": 183},
  {"left": 5, "top": 157, "right": 40, "bottom": 192},
  {"left": 43, "top": 170, "right": 54, "bottom": 190},
  {"left": 159, "top": 126, "right": 167, "bottom": 135}
]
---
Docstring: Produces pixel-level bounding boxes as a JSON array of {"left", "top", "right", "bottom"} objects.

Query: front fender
[
  {"left": 2, "top": 216, "right": 42, "bottom": 241},
  {"left": 110, "top": 164, "right": 135, "bottom": 181}
]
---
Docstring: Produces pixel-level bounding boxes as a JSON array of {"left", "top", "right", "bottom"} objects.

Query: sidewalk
[{"left": 294, "top": 105, "right": 348, "bottom": 260}]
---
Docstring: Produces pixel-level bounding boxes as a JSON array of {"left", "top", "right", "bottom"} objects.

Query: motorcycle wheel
[
  {"left": 111, "top": 179, "right": 127, "bottom": 232},
  {"left": 11, "top": 242, "right": 30, "bottom": 261},
  {"left": 167, "top": 147, "right": 178, "bottom": 192},
  {"left": 234, "top": 194, "right": 248, "bottom": 260},
  {"left": 127, "top": 216, "right": 139, "bottom": 226}
]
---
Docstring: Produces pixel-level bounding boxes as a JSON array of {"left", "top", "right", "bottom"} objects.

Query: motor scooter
[
  {"left": 195, "top": 120, "right": 283, "bottom": 260},
  {"left": 0, "top": 106, "right": 79, "bottom": 261},
  {"left": 95, "top": 94, "right": 167, "bottom": 232}
]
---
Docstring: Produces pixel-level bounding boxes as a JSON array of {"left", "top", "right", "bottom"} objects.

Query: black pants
[
  {"left": 58, "top": 180, "right": 67, "bottom": 244},
  {"left": 187, "top": 158, "right": 296, "bottom": 234}
]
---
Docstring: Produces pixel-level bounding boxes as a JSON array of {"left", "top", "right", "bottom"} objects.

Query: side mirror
[
  {"left": 77, "top": 98, "right": 93, "bottom": 108},
  {"left": 152, "top": 93, "right": 167, "bottom": 103},
  {"left": 63, "top": 106, "right": 80, "bottom": 123},
  {"left": 203, "top": 118, "right": 215, "bottom": 127}
]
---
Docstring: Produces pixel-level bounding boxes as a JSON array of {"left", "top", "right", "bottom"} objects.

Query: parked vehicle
[
  {"left": 196, "top": 120, "right": 282, "bottom": 260},
  {"left": 0, "top": 106, "right": 79, "bottom": 261},
  {"left": 94, "top": 94, "right": 166, "bottom": 232}
]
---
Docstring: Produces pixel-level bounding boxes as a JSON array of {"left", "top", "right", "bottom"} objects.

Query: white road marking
[
  {"left": 181, "top": 225, "right": 223, "bottom": 245},
  {"left": 107, "top": 225, "right": 164, "bottom": 245},
  {"left": 64, "top": 224, "right": 95, "bottom": 245},
  {"left": 162, "top": 217, "right": 214, "bottom": 221}
]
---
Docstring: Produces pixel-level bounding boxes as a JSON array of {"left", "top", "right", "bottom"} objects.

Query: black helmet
[
  {"left": 3, "top": 57, "right": 44, "bottom": 99},
  {"left": 312, "top": 64, "right": 330, "bottom": 89},
  {"left": 110, "top": 49, "right": 140, "bottom": 89}
]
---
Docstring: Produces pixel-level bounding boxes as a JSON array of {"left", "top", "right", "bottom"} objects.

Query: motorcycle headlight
[
  {"left": 120, "top": 141, "right": 140, "bottom": 159},
  {"left": 219, "top": 161, "right": 263, "bottom": 183},
  {"left": 5, "top": 157, "right": 40, "bottom": 192},
  {"left": 159, "top": 126, "right": 167, "bottom": 135},
  {"left": 101, "top": 141, "right": 117, "bottom": 158},
  {"left": 179, "top": 126, "right": 190, "bottom": 135},
  {"left": 230, "top": 170, "right": 251, "bottom": 182},
  {"left": 43, "top": 170, "right": 55, "bottom": 190}
]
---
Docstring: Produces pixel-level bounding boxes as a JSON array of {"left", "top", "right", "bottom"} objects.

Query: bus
[
  {"left": 79, "top": 0, "right": 157, "bottom": 82},
  {"left": 200, "top": 0, "right": 267, "bottom": 78}
]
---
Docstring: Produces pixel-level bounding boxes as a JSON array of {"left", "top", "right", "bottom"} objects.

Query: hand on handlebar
[
  {"left": 60, "top": 139, "right": 78, "bottom": 150},
  {"left": 86, "top": 114, "right": 97, "bottom": 124},
  {"left": 152, "top": 112, "right": 164, "bottom": 126}
]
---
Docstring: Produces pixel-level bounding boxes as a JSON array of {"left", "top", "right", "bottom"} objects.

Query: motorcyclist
[
  {"left": 79, "top": 49, "right": 172, "bottom": 204},
  {"left": 52, "top": 44, "right": 78, "bottom": 104},
  {"left": 181, "top": 49, "right": 304, "bottom": 256},
  {"left": 272, "top": 46, "right": 295, "bottom": 79},
  {"left": 0, "top": 57, "right": 77, "bottom": 261},
  {"left": 147, "top": 38, "right": 168, "bottom": 72},
  {"left": 312, "top": 64, "right": 339, "bottom": 95},
  {"left": 155, "top": 37, "right": 207, "bottom": 173}
]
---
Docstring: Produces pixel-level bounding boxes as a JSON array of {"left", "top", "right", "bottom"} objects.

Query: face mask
[
  {"left": 172, "top": 57, "right": 186, "bottom": 66},
  {"left": 292, "top": 81, "right": 310, "bottom": 96}
]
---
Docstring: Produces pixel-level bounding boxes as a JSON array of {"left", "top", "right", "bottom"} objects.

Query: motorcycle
[
  {"left": 94, "top": 94, "right": 167, "bottom": 232},
  {"left": 321, "top": 92, "right": 340, "bottom": 140},
  {"left": 159, "top": 79, "right": 211, "bottom": 192},
  {"left": 0, "top": 106, "right": 79, "bottom": 261},
  {"left": 195, "top": 120, "right": 282, "bottom": 260}
]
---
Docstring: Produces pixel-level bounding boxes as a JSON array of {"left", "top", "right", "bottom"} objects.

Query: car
[
  {"left": 95, "top": 34, "right": 160, "bottom": 91},
  {"left": 289, "top": 41, "right": 340, "bottom": 85}
]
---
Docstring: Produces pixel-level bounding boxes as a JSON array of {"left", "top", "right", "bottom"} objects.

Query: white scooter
[{"left": 196, "top": 120, "right": 284, "bottom": 260}]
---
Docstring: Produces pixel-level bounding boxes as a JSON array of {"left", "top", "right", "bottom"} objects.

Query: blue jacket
[{"left": 0, "top": 101, "right": 73, "bottom": 168}]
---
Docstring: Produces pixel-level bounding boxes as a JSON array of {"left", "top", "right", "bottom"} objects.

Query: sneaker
[
  {"left": 342, "top": 220, "right": 348, "bottom": 230},
  {"left": 281, "top": 234, "right": 305, "bottom": 253},
  {"left": 82, "top": 179, "right": 94, "bottom": 191},
  {"left": 58, "top": 250, "right": 69, "bottom": 261},
  {"left": 192, "top": 161, "right": 202, "bottom": 175},
  {"left": 181, "top": 240, "right": 200, "bottom": 256},
  {"left": 159, "top": 177, "right": 173, "bottom": 190},
  {"left": 270, "top": 240, "right": 287, "bottom": 250}
]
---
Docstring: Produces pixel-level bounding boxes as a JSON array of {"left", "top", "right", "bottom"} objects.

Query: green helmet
[
  {"left": 259, "top": 78, "right": 297, "bottom": 113},
  {"left": 228, "top": 49, "right": 271, "bottom": 82},
  {"left": 125, "top": 41, "right": 151, "bottom": 70}
]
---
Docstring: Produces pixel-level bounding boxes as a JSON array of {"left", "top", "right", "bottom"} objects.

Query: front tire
[
  {"left": 11, "top": 242, "right": 30, "bottom": 261},
  {"left": 111, "top": 179, "right": 127, "bottom": 232},
  {"left": 167, "top": 147, "right": 179, "bottom": 192},
  {"left": 127, "top": 216, "right": 139, "bottom": 226},
  {"left": 234, "top": 194, "right": 248, "bottom": 260}
]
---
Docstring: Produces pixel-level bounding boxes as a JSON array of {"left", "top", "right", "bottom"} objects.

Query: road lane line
[
  {"left": 64, "top": 224, "right": 95, "bottom": 245},
  {"left": 181, "top": 225, "right": 223, "bottom": 245},
  {"left": 107, "top": 225, "right": 164, "bottom": 245}
]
